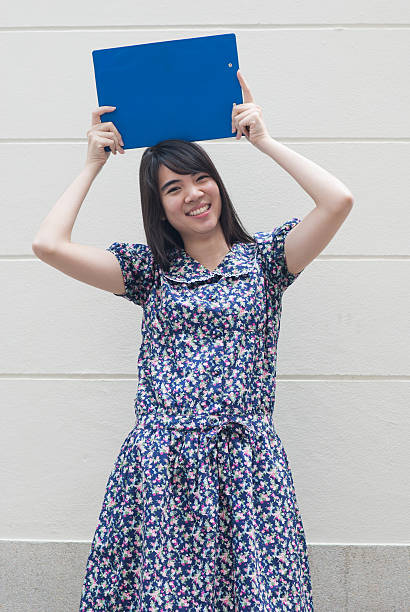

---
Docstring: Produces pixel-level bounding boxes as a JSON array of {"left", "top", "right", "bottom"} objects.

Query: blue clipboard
[{"left": 92, "top": 33, "right": 243, "bottom": 151}]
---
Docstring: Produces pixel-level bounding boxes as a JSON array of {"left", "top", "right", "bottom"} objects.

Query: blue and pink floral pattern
[{"left": 79, "top": 217, "right": 314, "bottom": 611}]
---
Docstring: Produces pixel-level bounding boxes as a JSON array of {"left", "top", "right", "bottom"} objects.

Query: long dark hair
[{"left": 139, "top": 139, "right": 255, "bottom": 272}]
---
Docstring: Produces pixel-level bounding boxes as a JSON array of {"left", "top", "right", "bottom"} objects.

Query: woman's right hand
[{"left": 85, "top": 106, "right": 125, "bottom": 168}]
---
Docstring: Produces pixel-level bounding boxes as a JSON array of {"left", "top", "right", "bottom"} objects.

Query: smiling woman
[
  {"left": 81, "top": 214, "right": 312, "bottom": 611},
  {"left": 76, "top": 136, "right": 315, "bottom": 611},
  {"left": 33, "top": 76, "right": 355, "bottom": 609},
  {"left": 135, "top": 138, "right": 256, "bottom": 274},
  {"left": 158, "top": 165, "right": 221, "bottom": 243},
  {"left": 33, "top": 118, "right": 315, "bottom": 609},
  {"left": 160, "top": 172, "right": 213, "bottom": 218}
]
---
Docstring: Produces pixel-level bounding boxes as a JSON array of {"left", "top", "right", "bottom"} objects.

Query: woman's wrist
[
  {"left": 83, "top": 161, "right": 105, "bottom": 176},
  {"left": 252, "top": 135, "right": 273, "bottom": 152}
]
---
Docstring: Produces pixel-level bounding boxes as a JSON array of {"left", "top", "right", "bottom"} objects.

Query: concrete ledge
[{"left": 0, "top": 541, "right": 408, "bottom": 611}]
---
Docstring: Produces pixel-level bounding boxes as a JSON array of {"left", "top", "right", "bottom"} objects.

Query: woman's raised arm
[{"left": 32, "top": 106, "right": 127, "bottom": 295}]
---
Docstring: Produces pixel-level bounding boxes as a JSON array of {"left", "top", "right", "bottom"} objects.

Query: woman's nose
[{"left": 185, "top": 186, "right": 204, "bottom": 201}]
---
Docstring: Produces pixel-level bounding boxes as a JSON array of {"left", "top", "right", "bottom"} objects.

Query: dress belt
[{"left": 157, "top": 412, "right": 270, "bottom": 526}]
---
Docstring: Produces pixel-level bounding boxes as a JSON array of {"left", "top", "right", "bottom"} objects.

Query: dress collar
[{"left": 163, "top": 241, "right": 257, "bottom": 283}]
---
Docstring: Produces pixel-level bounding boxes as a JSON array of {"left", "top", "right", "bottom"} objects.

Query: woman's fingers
[
  {"left": 95, "top": 122, "right": 124, "bottom": 150},
  {"left": 90, "top": 106, "right": 124, "bottom": 152},
  {"left": 232, "top": 103, "right": 260, "bottom": 128},
  {"left": 232, "top": 104, "right": 260, "bottom": 139},
  {"left": 93, "top": 130, "right": 118, "bottom": 155},
  {"left": 237, "top": 70, "right": 255, "bottom": 104},
  {"left": 96, "top": 134, "right": 117, "bottom": 155},
  {"left": 91, "top": 106, "right": 116, "bottom": 126},
  {"left": 88, "top": 125, "right": 124, "bottom": 154},
  {"left": 85, "top": 106, "right": 125, "bottom": 166},
  {"left": 91, "top": 128, "right": 123, "bottom": 155},
  {"left": 101, "top": 122, "right": 124, "bottom": 147}
]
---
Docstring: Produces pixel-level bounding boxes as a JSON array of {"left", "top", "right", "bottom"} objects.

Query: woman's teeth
[{"left": 187, "top": 203, "right": 211, "bottom": 216}]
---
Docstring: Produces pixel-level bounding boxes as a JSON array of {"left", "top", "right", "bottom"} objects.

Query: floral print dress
[{"left": 79, "top": 217, "right": 314, "bottom": 611}]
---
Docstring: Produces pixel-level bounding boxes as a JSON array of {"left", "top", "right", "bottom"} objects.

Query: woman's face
[{"left": 158, "top": 164, "right": 222, "bottom": 241}]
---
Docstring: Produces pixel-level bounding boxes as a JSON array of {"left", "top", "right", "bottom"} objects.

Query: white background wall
[{"left": 1, "top": 2, "right": 409, "bottom": 547}]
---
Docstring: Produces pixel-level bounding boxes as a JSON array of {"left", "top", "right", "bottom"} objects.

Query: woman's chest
[{"left": 150, "top": 269, "right": 267, "bottom": 337}]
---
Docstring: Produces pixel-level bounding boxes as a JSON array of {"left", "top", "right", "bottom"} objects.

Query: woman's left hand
[{"left": 232, "top": 70, "right": 271, "bottom": 147}]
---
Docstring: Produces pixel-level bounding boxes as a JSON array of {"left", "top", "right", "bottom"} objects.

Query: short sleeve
[
  {"left": 254, "top": 217, "right": 303, "bottom": 293},
  {"left": 106, "top": 242, "right": 155, "bottom": 306}
]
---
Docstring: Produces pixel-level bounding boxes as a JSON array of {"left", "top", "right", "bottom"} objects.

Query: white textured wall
[{"left": 1, "top": 2, "right": 409, "bottom": 545}]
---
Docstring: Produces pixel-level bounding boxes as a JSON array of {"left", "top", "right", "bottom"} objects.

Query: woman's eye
[{"left": 167, "top": 175, "right": 209, "bottom": 193}]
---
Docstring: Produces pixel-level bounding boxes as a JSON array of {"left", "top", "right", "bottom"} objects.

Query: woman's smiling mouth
[{"left": 185, "top": 203, "right": 211, "bottom": 217}]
